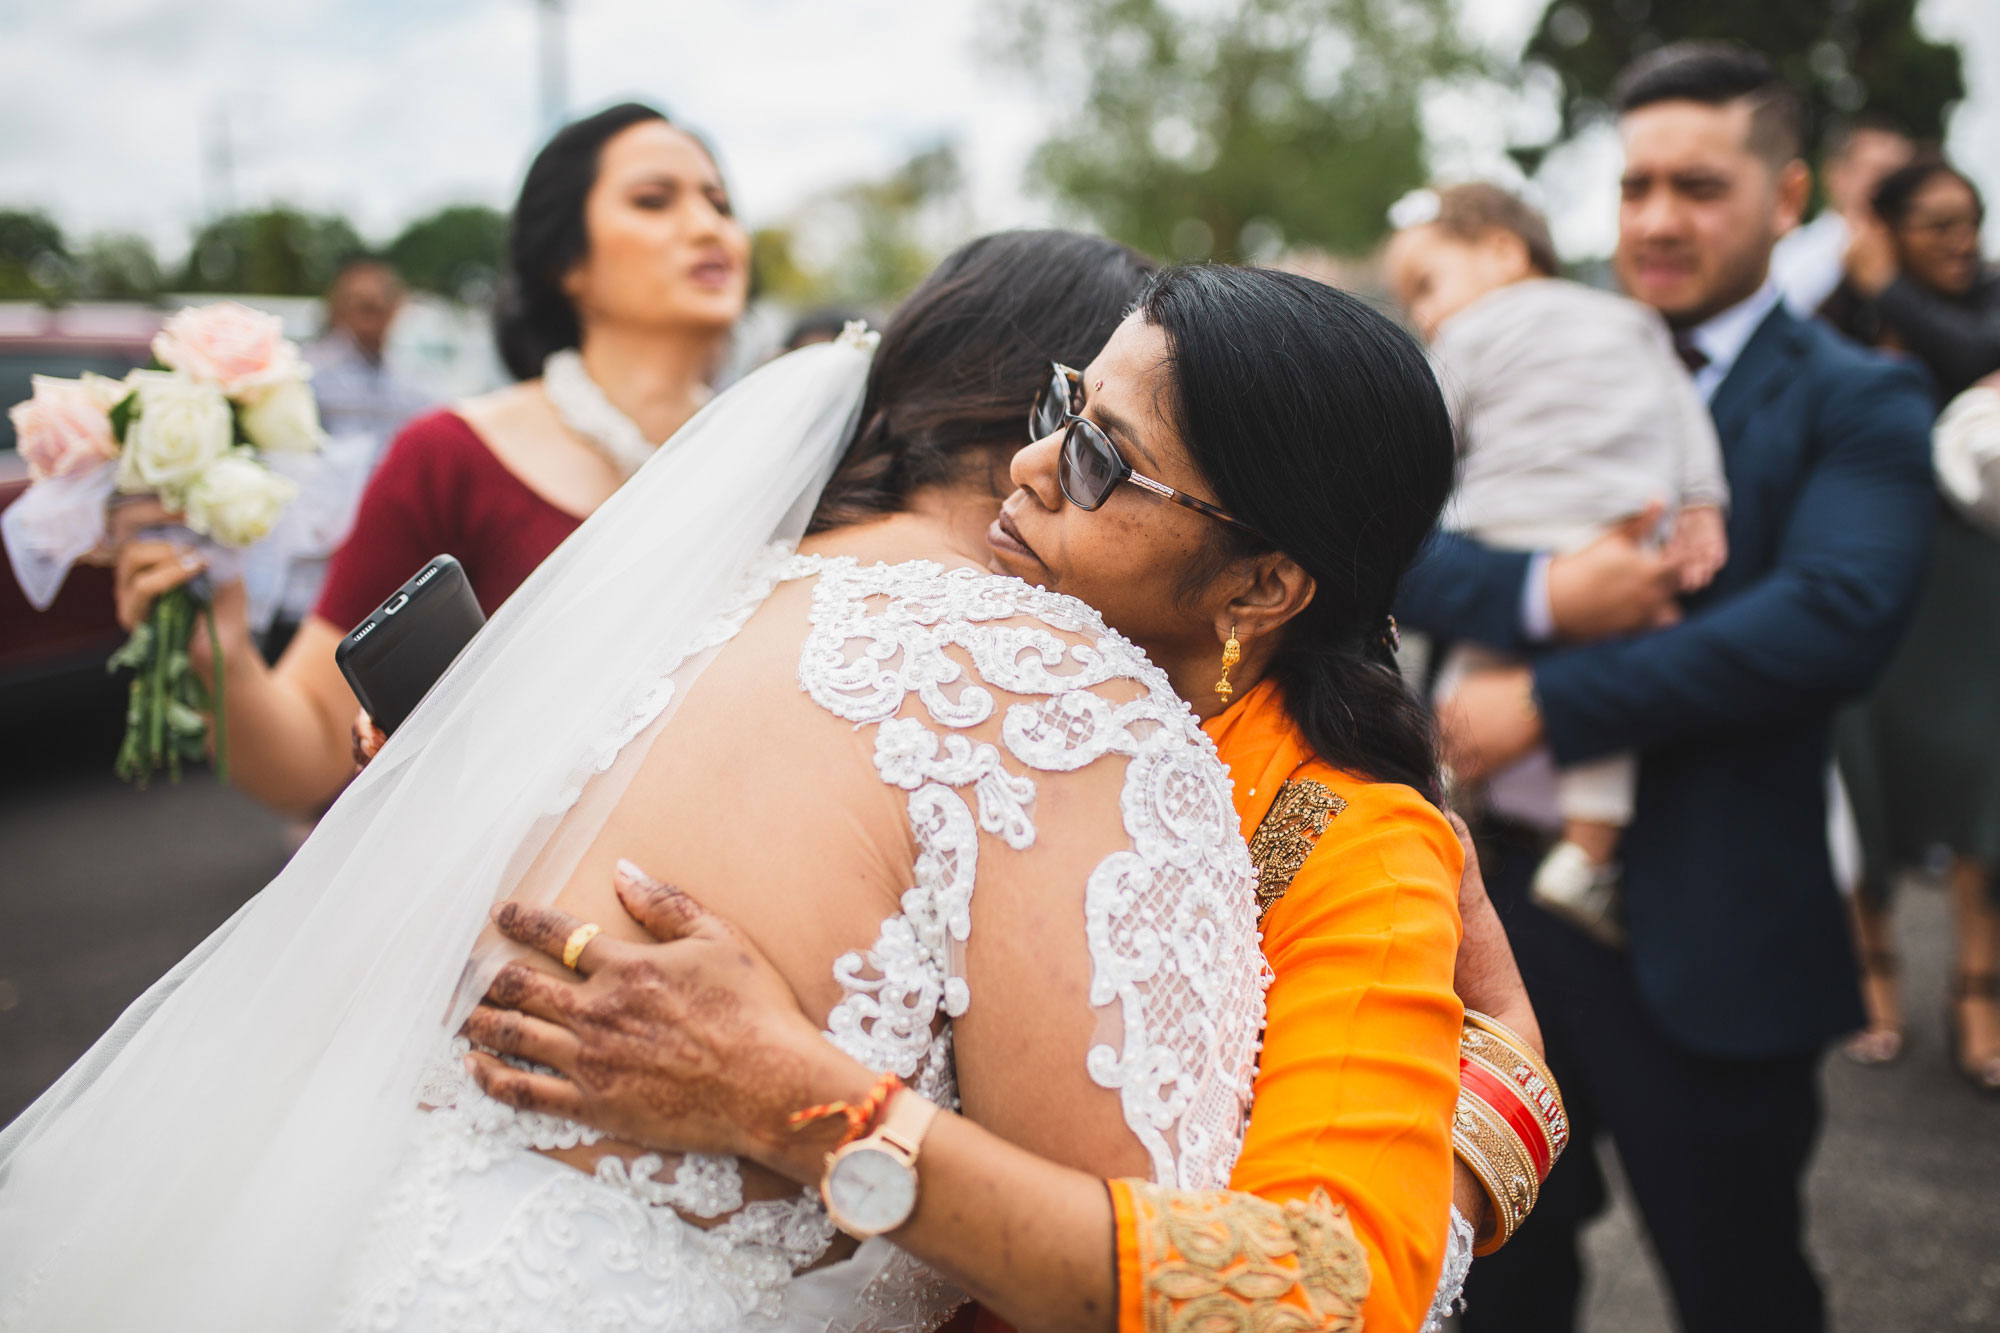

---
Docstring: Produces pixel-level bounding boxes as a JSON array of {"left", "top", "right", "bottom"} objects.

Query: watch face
[{"left": 825, "top": 1145, "right": 917, "bottom": 1235}]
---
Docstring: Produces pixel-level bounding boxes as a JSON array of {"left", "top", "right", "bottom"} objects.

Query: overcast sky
[{"left": 2, "top": 0, "right": 1996, "bottom": 267}]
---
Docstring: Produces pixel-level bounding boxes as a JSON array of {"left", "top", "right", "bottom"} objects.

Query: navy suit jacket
[{"left": 1399, "top": 303, "right": 1937, "bottom": 1059}]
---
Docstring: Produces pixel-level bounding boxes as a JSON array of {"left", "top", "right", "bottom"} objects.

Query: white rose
[
  {"left": 238, "top": 375, "right": 326, "bottom": 454},
  {"left": 181, "top": 452, "right": 299, "bottom": 547},
  {"left": 117, "top": 371, "right": 233, "bottom": 499}
]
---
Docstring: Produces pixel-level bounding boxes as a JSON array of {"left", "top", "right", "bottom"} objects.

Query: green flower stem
[
  {"left": 205, "top": 596, "right": 229, "bottom": 785},
  {"left": 148, "top": 592, "right": 170, "bottom": 767}
]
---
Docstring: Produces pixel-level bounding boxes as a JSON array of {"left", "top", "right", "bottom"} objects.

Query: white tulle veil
[{"left": 0, "top": 330, "right": 878, "bottom": 1329}]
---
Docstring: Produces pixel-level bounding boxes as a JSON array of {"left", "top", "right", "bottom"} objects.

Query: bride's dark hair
[{"left": 810, "top": 230, "right": 1156, "bottom": 532}]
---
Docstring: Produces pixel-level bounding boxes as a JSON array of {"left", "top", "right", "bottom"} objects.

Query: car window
[{"left": 0, "top": 351, "right": 149, "bottom": 453}]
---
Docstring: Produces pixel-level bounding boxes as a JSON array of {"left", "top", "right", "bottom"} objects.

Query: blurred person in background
[
  {"left": 306, "top": 255, "right": 433, "bottom": 448},
  {"left": 1831, "top": 161, "right": 2000, "bottom": 1090},
  {"left": 1770, "top": 114, "right": 1914, "bottom": 317},
  {"left": 1385, "top": 181, "right": 1727, "bottom": 946},
  {"left": 1826, "top": 155, "right": 1999, "bottom": 400},
  {"left": 255, "top": 257, "right": 435, "bottom": 660},
  {"left": 111, "top": 101, "right": 749, "bottom": 815},
  {"left": 1399, "top": 44, "right": 1937, "bottom": 1332}
]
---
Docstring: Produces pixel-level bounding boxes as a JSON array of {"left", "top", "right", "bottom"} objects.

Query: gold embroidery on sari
[
  {"left": 1247, "top": 779, "right": 1344, "bottom": 919},
  {"left": 1125, "top": 1181, "right": 1371, "bottom": 1332}
]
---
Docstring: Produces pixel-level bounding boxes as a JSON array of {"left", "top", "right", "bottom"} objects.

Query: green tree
[
  {"left": 1002, "top": 0, "right": 1479, "bottom": 260},
  {"left": 179, "top": 207, "right": 364, "bottom": 295},
  {"left": 0, "top": 209, "right": 70, "bottom": 300},
  {"left": 387, "top": 204, "right": 509, "bottom": 301},
  {"left": 1519, "top": 0, "right": 1963, "bottom": 170},
  {"left": 765, "top": 143, "right": 969, "bottom": 307},
  {"left": 77, "top": 233, "right": 163, "bottom": 300}
]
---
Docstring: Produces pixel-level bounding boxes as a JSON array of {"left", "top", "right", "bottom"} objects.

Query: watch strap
[{"left": 872, "top": 1087, "right": 939, "bottom": 1160}]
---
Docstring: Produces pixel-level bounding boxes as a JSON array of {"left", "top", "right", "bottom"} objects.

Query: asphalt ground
[{"left": 3, "top": 691, "right": 1996, "bottom": 1330}]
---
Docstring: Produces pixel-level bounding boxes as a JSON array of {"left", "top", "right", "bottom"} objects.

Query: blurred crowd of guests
[
  {"left": 1382, "top": 43, "right": 1998, "bottom": 1333},
  {"left": 93, "top": 37, "right": 1996, "bottom": 1333}
]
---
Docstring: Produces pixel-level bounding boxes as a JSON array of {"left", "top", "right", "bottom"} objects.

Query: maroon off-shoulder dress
[{"left": 314, "top": 410, "right": 583, "bottom": 633}]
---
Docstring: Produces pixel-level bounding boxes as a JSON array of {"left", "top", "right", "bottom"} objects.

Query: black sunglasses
[{"left": 1029, "top": 363, "right": 1263, "bottom": 540}]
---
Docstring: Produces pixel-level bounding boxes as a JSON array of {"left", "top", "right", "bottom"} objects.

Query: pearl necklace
[{"left": 541, "top": 348, "right": 682, "bottom": 480}]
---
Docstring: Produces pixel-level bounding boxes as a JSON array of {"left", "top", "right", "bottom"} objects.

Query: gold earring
[{"left": 1214, "top": 625, "right": 1241, "bottom": 702}]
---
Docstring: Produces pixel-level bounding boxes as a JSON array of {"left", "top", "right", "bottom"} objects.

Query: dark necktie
[{"left": 1673, "top": 330, "right": 1710, "bottom": 375}]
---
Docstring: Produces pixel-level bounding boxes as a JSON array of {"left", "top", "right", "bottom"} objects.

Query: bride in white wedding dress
[{"left": 0, "top": 318, "right": 1267, "bottom": 1330}]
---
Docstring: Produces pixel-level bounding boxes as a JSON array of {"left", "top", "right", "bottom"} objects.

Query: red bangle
[{"left": 1459, "top": 1055, "right": 1553, "bottom": 1181}]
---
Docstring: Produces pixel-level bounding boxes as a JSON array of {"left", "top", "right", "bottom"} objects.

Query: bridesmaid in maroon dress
[{"left": 112, "top": 102, "right": 749, "bottom": 814}]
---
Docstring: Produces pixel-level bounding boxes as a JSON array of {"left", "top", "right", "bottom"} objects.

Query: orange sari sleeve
[{"left": 1108, "top": 755, "right": 1465, "bottom": 1332}]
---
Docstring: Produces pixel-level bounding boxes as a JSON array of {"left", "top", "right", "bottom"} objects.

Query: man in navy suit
[{"left": 1408, "top": 45, "right": 1938, "bottom": 1333}]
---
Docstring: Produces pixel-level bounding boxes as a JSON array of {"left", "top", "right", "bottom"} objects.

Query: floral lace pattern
[
  {"left": 338, "top": 553, "right": 1265, "bottom": 1330},
  {"left": 1421, "top": 1205, "right": 1476, "bottom": 1333},
  {"left": 792, "top": 556, "right": 1265, "bottom": 1190}
]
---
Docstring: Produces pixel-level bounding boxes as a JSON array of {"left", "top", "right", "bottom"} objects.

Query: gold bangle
[
  {"left": 1462, "top": 1011, "right": 1570, "bottom": 1171},
  {"left": 1453, "top": 1088, "right": 1538, "bottom": 1255}
]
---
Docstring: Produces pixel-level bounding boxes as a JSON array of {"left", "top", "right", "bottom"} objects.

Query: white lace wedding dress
[{"left": 334, "top": 548, "right": 1268, "bottom": 1332}]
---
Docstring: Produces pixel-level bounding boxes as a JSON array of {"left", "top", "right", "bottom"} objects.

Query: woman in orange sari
[{"left": 465, "top": 254, "right": 1558, "bottom": 1332}]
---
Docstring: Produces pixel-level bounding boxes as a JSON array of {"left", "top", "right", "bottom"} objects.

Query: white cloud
[{"left": 0, "top": 0, "right": 1995, "bottom": 266}]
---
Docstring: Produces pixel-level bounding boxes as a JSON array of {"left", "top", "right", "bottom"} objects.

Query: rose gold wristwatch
[{"left": 819, "top": 1088, "right": 939, "bottom": 1238}]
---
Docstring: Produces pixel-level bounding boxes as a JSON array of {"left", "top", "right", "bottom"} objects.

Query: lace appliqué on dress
[
  {"left": 340, "top": 1040, "right": 837, "bottom": 1333},
  {"left": 1421, "top": 1205, "right": 1476, "bottom": 1333},
  {"left": 791, "top": 556, "right": 1265, "bottom": 1191}
]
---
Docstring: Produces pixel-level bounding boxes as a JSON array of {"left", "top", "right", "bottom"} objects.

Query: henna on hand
[{"left": 469, "top": 863, "right": 872, "bottom": 1180}]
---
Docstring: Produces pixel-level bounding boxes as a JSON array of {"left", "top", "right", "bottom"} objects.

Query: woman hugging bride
[{"left": 0, "top": 227, "right": 1542, "bottom": 1333}]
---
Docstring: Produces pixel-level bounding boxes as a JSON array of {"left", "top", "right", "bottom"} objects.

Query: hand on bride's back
[{"left": 466, "top": 860, "right": 862, "bottom": 1179}]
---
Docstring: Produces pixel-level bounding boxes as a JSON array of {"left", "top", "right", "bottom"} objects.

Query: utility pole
[
  {"left": 537, "top": 0, "right": 569, "bottom": 134},
  {"left": 204, "top": 102, "right": 236, "bottom": 221}
]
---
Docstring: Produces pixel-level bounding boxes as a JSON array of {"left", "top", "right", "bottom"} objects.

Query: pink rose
[
  {"left": 9, "top": 375, "right": 119, "bottom": 481},
  {"left": 152, "top": 301, "right": 301, "bottom": 396}
]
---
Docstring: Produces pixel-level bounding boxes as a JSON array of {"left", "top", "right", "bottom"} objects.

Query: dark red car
[{"left": 0, "top": 304, "right": 164, "bottom": 711}]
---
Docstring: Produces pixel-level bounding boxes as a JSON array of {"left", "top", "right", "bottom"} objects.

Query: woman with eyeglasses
[
  {"left": 461, "top": 255, "right": 1561, "bottom": 1333},
  {"left": 1830, "top": 157, "right": 2000, "bottom": 1093},
  {"left": 2, "top": 235, "right": 1552, "bottom": 1333},
  {"left": 1827, "top": 154, "right": 1998, "bottom": 398}
]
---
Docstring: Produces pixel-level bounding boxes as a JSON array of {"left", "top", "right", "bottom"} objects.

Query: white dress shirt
[{"left": 1770, "top": 211, "right": 1849, "bottom": 317}]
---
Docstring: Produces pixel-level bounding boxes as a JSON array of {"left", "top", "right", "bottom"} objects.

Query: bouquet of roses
[{"left": 2, "top": 302, "right": 324, "bottom": 784}]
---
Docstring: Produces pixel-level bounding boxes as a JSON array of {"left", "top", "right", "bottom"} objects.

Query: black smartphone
[{"left": 335, "top": 555, "right": 486, "bottom": 736}]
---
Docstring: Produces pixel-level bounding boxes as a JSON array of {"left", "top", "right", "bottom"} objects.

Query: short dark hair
[
  {"left": 1613, "top": 42, "right": 1806, "bottom": 169},
  {"left": 1426, "top": 183, "right": 1559, "bottom": 278},
  {"left": 327, "top": 254, "right": 402, "bottom": 295},
  {"left": 1871, "top": 154, "right": 1984, "bottom": 228},
  {"left": 809, "top": 230, "right": 1156, "bottom": 532}
]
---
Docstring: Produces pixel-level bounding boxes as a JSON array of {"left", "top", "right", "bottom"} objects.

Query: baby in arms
[{"left": 1386, "top": 182, "right": 1728, "bottom": 946}]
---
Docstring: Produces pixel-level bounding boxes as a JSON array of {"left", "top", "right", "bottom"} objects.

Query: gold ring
[{"left": 561, "top": 922, "right": 602, "bottom": 971}]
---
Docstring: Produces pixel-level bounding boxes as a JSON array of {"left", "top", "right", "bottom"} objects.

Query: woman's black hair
[
  {"left": 810, "top": 230, "right": 1156, "bottom": 531},
  {"left": 1138, "top": 265, "right": 1456, "bottom": 800},
  {"left": 1871, "top": 154, "right": 1983, "bottom": 229},
  {"left": 494, "top": 101, "right": 679, "bottom": 381}
]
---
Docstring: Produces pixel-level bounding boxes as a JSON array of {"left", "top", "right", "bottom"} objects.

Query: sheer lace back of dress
[
  {"left": 792, "top": 555, "right": 1267, "bottom": 1189},
  {"left": 336, "top": 551, "right": 1267, "bottom": 1332}
]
